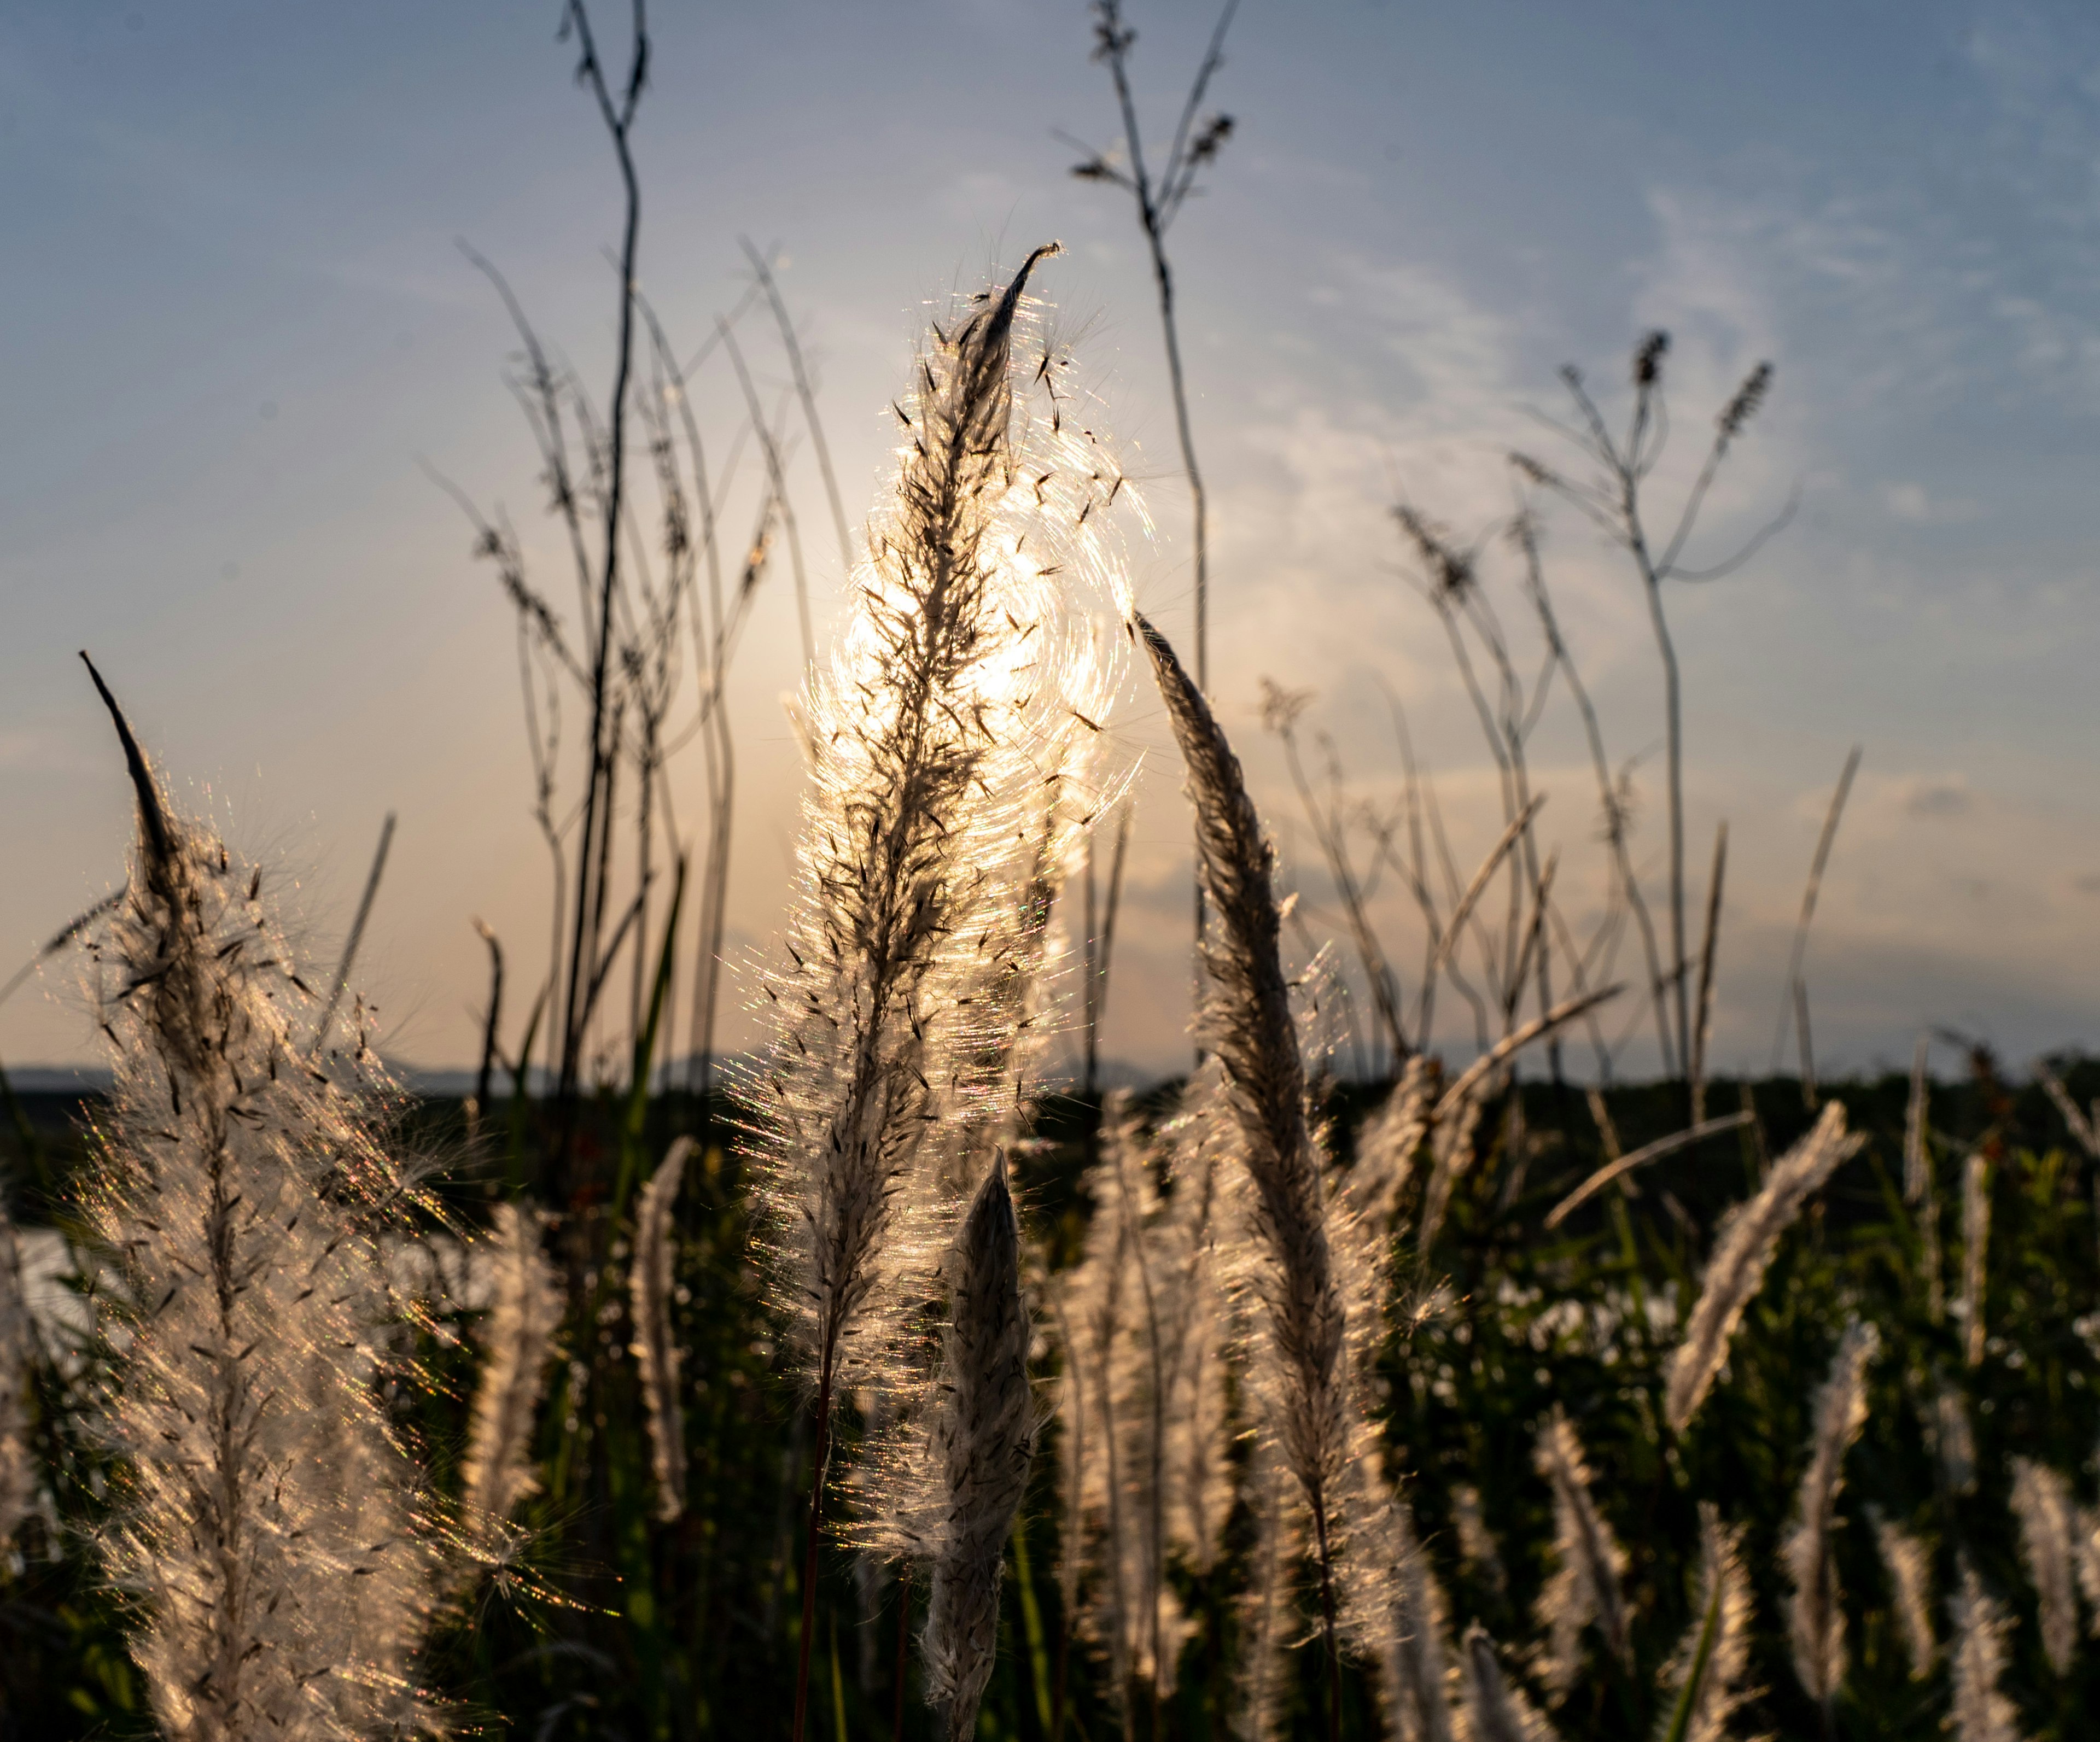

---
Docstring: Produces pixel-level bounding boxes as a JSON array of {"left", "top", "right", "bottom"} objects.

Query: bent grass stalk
[{"left": 1135, "top": 611, "right": 1350, "bottom": 1742}]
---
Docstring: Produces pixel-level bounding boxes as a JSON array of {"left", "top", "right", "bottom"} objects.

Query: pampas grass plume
[
  {"left": 1532, "top": 1407, "right": 1631, "bottom": 1696},
  {"left": 78, "top": 660, "right": 436, "bottom": 1738},
  {"left": 1961, "top": 1151, "right": 1991, "bottom": 1368},
  {"left": 1368, "top": 1494, "right": 1457, "bottom": 1742},
  {"left": 1947, "top": 1560, "right": 2029, "bottom": 1742},
  {"left": 919, "top": 1154, "right": 1039, "bottom": 1741},
  {"left": 1652, "top": 1504, "right": 1753, "bottom": 1742},
  {"left": 632, "top": 1136, "right": 692, "bottom": 1521},
  {"left": 1782, "top": 1317, "right": 1878, "bottom": 1706},
  {"left": 1459, "top": 1623, "right": 1559, "bottom": 1742},
  {"left": 460, "top": 1199, "right": 562, "bottom": 1561},
  {"left": 2008, "top": 1459, "right": 2078, "bottom": 1674},
  {"left": 1663, "top": 1099, "right": 1861, "bottom": 1432},
  {"left": 1135, "top": 610, "right": 1351, "bottom": 1588},
  {"left": 1868, "top": 1506, "right": 1936, "bottom": 1677}
]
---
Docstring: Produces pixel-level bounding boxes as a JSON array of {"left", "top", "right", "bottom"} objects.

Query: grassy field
[{"left": 5, "top": 1049, "right": 2098, "bottom": 1739}]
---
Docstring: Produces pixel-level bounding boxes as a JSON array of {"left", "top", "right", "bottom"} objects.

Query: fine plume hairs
[
  {"left": 1664, "top": 1098, "right": 1862, "bottom": 1433},
  {"left": 748, "top": 247, "right": 1131, "bottom": 1739},
  {"left": 751, "top": 241, "right": 1128, "bottom": 1416},
  {"left": 459, "top": 1200, "right": 563, "bottom": 1557},
  {"left": 892, "top": 1155, "right": 1039, "bottom": 1742},
  {"left": 1782, "top": 1318, "right": 1879, "bottom": 1706},
  {"left": 74, "top": 656, "right": 440, "bottom": 1739},
  {"left": 632, "top": 1137, "right": 692, "bottom": 1522}
]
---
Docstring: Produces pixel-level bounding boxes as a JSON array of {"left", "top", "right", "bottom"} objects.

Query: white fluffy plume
[
  {"left": 1946, "top": 1560, "right": 2029, "bottom": 1742},
  {"left": 1457, "top": 1623, "right": 1559, "bottom": 1742},
  {"left": 460, "top": 1200, "right": 562, "bottom": 1554},
  {"left": 752, "top": 243, "right": 1124, "bottom": 1419},
  {"left": 1663, "top": 1100, "right": 1861, "bottom": 1432},
  {"left": 77, "top": 663, "right": 437, "bottom": 1740},
  {"left": 1782, "top": 1317, "right": 1878, "bottom": 1705},
  {"left": 1652, "top": 1504, "right": 1754, "bottom": 1742},
  {"left": 1868, "top": 1506, "right": 1936, "bottom": 1677},
  {"left": 2008, "top": 1459, "right": 2079, "bottom": 1675},
  {"left": 1532, "top": 1407, "right": 1631, "bottom": 1698},
  {"left": 631, "top": 1137, "right": 692, "bottom": 1521}
]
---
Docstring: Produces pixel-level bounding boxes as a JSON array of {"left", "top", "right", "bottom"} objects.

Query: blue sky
[{"left": 5, "top": 1, "right": 2100, "bottom": 1081}]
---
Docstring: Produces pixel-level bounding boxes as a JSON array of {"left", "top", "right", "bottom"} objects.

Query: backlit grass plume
[
  {"left": 631, "top": 1137, "right": 691, "bottom": 1522},
  {"left": 1059, "top": 1086, "right": 1233, "bottom": 1717},
  {"left": 1136, "top": 612, "right": 1354, "bottom": 1732},
  {"left": 1459, "top": 1622, "right": 1560, "bottom": 1742},
  {"left": 1961, "top": 1151, "right": 1992, "bottom": 1369},
  {"left": 1946, "top": 1561, "right": 2027, "bottom": 1742},
  {"left": 1653, "top": 1504, "right": 1753, "bottom": 1742},
  {"left": 752, "top": 243, "right": 1127, "bottom": 1739},
  {"left": 902, "top": 1155, "right": 1039, "bottom": 1742},
  {"left": 1531, "top": 1407, "right": 1631, "bottom": 1698},
  {"left": 1782, "top": 1317, "right": 1877, "bottom": 1708},
  {"left": 74, "top": 657, "right": 438, "bottom": 1740},
  {"left": 1363, "top": 1493, "right": 1457, "bottom": 1742},
  {"left": 1869, "top": 1506, "right": 1937, "bottom": 1677},
  {"left": 1663, "top": 1100, "right": 1862, "bottom": 1433},
  {"left": 2008, "top": 1458, "right": 2078, "bottom": 1675},
  {"left": 1233, "top": 1435, "right": 1303, "bottom": 1742},
  {"left": 459, "top": 1200, "right": 562, "bottom": 1556}
]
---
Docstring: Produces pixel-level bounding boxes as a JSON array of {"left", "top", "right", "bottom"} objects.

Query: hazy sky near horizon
[{"left": 5, "top": 0, "right": 2100, "bottom": 1082}]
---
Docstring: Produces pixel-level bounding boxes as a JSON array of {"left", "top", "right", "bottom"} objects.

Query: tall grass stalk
[
  {"left": 1459, "top": 1622, "right": 1559, "bottom": 1742},
  {"left": 77, "top": 657, "right": 438, "bottom": 1739},
  {"left": 754, "top": 242, "right": 1125, "bottom": 1741},
  {"left": 1663, "top": 1100, "right": 1862, "bottom": 1433},
  {"left": 1136, "top": 611, "right": 1352, "bottom": 1739},
  {"left": 1782, "top": 1317, "right": 1878, "bottom": 1711},
  {"left": 1946, "top": 1562, "right": 2028, "bottom": 1742},
  {"left": 913, "top": 1156, "right": 1039, "bottom": 1741},
  {"left": 1869, "top": 1507, "right": 1937, "bottom": 1677},
  {"left": 1961, "top": 1151, "right": 1991, "bottom": 1369},
  {"left": 632, "top": 1137, "right": 692, "bottom": 1521}
]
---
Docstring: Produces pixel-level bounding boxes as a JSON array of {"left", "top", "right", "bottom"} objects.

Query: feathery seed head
[
  {"left": 1782, "top": 1318, "right": 1879, "bottom": 1705},
  {"left": 460, "top": 1200, "right": 562, "bottom": 1548},
  {"left": 2008, "top": 1459, "right": 2079, "bottom": 1675},
  {"left": 1664, "top": 1099, "right": 1860, "bottom": 1433},
  {"left": 1717, "top": 362, "right": 1772, "bottom": 441},
  {"left": 1633, "top": 330, "right": 1670, "bottom": 388},
  {"left": 1531, "top": 1408, "right": 1630, "bottom": 1696},
  {"left": 1868, "top": 1506, "right": 1936, "bottom": 1677},
  {"left": 1947, "top": 1561, "right": 2028, "bottom": 1742},
  {"left": 1653, "top": 1504, "right": 1754, "bottom": 1742},
  {"left": 77, "top": 668, "right": 440, "bottom": 1740},
  {"left": 750, "top": 247, "right": 1132, "bottom": 1408},
  {"left": 632, "top": 1138, "right": 691, "bottom": 1522}
]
